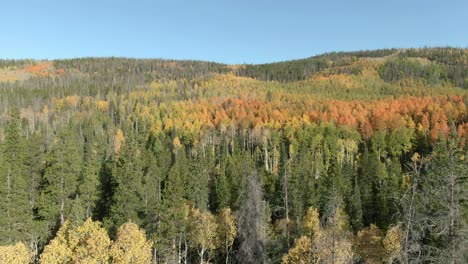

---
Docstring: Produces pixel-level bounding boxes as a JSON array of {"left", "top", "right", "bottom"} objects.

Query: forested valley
[{"left": 0, "top": 47, "right": 467, "bottom": 263}]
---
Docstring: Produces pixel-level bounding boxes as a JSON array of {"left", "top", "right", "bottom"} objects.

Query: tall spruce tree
[
  {"left": 157, "top": 145, "right": 189, "bottom": 263},
  {"left": 106, "top": 135, "right": 145, "bottom": 233},
  {"left": 78, "top": 141, "right": 101, "bottom": 219},
  {"left": 38, "top": 126, "right": 83, "bottom": 234},
  {"left": 0, "top": 110, "right": 33, "bottom": 244}
]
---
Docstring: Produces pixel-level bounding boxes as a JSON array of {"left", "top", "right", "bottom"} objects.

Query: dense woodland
[{"left": 0, "top": 47, "right": 467, "bottom": 264}]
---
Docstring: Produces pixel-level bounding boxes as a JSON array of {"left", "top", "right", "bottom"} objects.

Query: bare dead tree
[{"left": 237, "top": 171, "right": 269, "bottom": 264}]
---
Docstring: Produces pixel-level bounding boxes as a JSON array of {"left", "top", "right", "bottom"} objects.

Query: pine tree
[
  {"left": 187, "top": 153, "right": 211, "bottom": 211},
  {"left": 107, "top": 135, "right": 145, "bottom": 232},
  {"left": 0, "top": 110, "right": 33, "bottom": 244},
  {"left": 213, "top": 162, "right": 231, "bottom": 211},
  {"left": 37, "top": 126, "right": 83, "bottom": 235},
  {"left": 78, "top": 141, "right": 102, "bottom": 219},
  {"left": 157, "top": 146, "right": 190, "bottom": 263}
]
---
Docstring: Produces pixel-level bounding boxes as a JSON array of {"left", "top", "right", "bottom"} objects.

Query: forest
[{"left": 0, "top": 47, "right": 467, "bottom": 264}]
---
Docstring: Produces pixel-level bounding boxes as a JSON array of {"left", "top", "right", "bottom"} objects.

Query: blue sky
[{"left": 1, "top": 0, "right": 467, "bottom": 64}]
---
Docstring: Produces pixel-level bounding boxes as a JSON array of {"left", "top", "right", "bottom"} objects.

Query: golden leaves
[
  {"left": 110, "top": 222, "right": 153, "bottom": 264},
  {"left": 383, "top": 225, "right": 402, "bottom": 263},
  {"left": 40, "top": 219, "right": 111, "bottom": 264},
  {"left": 188, "top": 207, "right": 218, "bottom": 252},
  {"left": 0, "top": 242, "right": 33, "bottom": 264},
  {"left": 114, "top": 129, "right": 125, "bottom": 154},
  {"left": 302, "top": 207, "right": 320, "bottom": 240},
  {"left": 40, "top": 221, "right": 73, "bottom": 264},
  {"left": 216, "top": 208, "right": 237, "bottom": 249},
  {"left": 39, "top": 219, "right": 152, "bottom": 264},
  {"left": 70, "top": 218, "right": 112, "bottom": 264},
  {"left": 282, "top": 236, "right": 313, "bottom": 264}
]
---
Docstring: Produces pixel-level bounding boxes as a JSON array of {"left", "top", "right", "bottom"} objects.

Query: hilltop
[{"left": 0, "top": 47, "right": 466, "bottom": 263}]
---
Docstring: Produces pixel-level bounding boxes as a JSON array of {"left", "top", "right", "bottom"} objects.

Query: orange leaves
[
  {"left": 32, "top": 71, "right": 467, "bottom": 148},
  {"left": 131, "top": 93, "right": 466, "bottom": 145},
  {"left": 24, "top": 62, "right": 65, "bottom": 78},
  {"left": 25, "top": 62, "right": 53, "bottom": 77}
]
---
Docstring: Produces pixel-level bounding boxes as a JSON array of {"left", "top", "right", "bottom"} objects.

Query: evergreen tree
[
  {"left": 37, "top": 126, "right": 83, "bottom": 235},
  {"left": 106, "top": 135, "right": 145, "bottom": 232},
  {"left": 157, "top": 146, "right": 189, "bottom": 263},
  {"left": 77, "top": 141, "right": 102, "bottom": 219},
  {"left": 0, "top": 110, "right": 32, "bottom": 244},
  {"left": 143, "top": 134, "right": 171, "bottom": 245},
  {"left": 187, "top": 153, "right": 212, "bottom": 211}
]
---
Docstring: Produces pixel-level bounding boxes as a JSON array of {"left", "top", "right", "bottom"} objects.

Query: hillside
[{"left": 0, "top": 48, "right": 467, "bottom": 263}]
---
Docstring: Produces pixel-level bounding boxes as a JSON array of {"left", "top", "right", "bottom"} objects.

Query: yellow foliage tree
[
  {"left": 40, "top": 221, "right": 73, "bottom": 263},
  {"left": 40, "top": 219, "right": 111, "bottom": 264},
  {"left": 114, "top": 129, "right": 125, "bottom": 154},
  {"left": 0, "top": 242, "right": 33, "bottom": 264},
  {"left": 188, "top": 206, "right": 219, "bottom": 263},
  {"left": 302, "top": 207, "right": 321, "bottom": 242},
  {"left": 110, "top": 222, "right": 153, "bottom": 264},
  {"left": 282, "top": 236, "right": 314, "bottom": 264},
  {"left": 216, "top": 208, "right": 237, "bottom": 264},
  {"left": 355, "top": 224, "right": 385, "bottom": 264},
  {"left": 318, "top": 208, "right": 354, "bottom": 264},
  {"left": 283, "top": 207, "right": 323, "bottom": 264},
  {"left": 69, "top": 218, "right": 111, "bottom": 263},
  {"left": 383, "top": 225, "right": 402, "bottom": 263}
]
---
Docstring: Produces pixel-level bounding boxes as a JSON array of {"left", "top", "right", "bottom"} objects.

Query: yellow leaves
[
  {"left": 311, "top": 73, "right": 358, "bottom": 90},
  {"left": 40, "top": 219, "right": 111, "bottom": 264},
  {"left": 383, "top": 225, "right": 402, "bottom": 263},
  {"left": 110, "top": 222, "right": 153, "bottom": 264},
  {"left": 282, "top": 236, "right": 313, "bottom": 264},
  {"left": 40, "top": 221, "right": 73, "bottom": 263},
  {"left": 216, "top": 208, "right": 237, "bottom": 249},
  {"left": 302, "top": 207, "right": 320, "bottom": 241},
  {"left": 114, "top": 129, "right": 125, "bottom": 154},
  {"left": 355, "top": 224, "right": 385, "bottom": 264},
  {"left": 40, "top": 220, "right": 152, "bottom": 264},
  {"left": 70, "top": 218, "right": 111, "bottom": 264},
  {"left": 173, "top": 136, "right": 182, "bottom": 153},
  {"left": 286, "top": 207, "right": 355, "bottom": 264},
  {"left": 42, "top": 104, "right": 49, "bottom": 115},
  {"left": 164, "top": 118, "right": 174, "bottom": 131},
  {"left": 188, "top": 206, "right": 218, "bottom": 251},
  {"left": 96, "top": 100, "right": 109, "bottom": 112},
  {"left": 0, "top": 242, "right": 33, "bottom": 264},
  {"left": 401, "top": 174, "right": 411, "bottom": 189},
  {"left": 282, "top": 207, "right": 321, "bottom": 264},
  {"left": 328, "top": 207, "right": 350, "bottom": 233},
  {"left": 65, "top": 95, "right": 80, "bottom": 108},
  {"left": 52, "top": 97, "right": 65, "bottom": 112}
]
